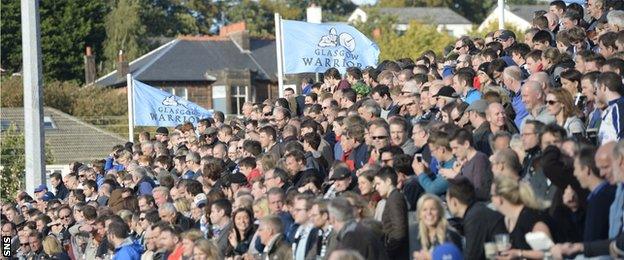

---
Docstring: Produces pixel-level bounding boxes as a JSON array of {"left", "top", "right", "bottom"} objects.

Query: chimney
[
  {"left": 307, "top": 3, "right": 322, "bottom": 24},
  {"left": 84, "top": 46, "right": 96, "bottom": 85},
  {"left": 220, "top": 22, "right": 249, "bottom": 52},
  {"left": 116, "top": 50, "right": 129, "bottom": 79}
]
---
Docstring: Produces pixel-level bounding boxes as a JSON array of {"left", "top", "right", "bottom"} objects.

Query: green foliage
[
  {"left": 376, "top": 21, "right": 456, "bottom": 61},
  {"left": 103, "top": 0, "right": 147, "bottom": 71},
  {"left": 0, "top": 0, "right": 108, "bottom": 83},
  {"left": 1, "top": 125, "right": 54, "bottom": 203},
  {"left": 228, "top": 0, "right": 277, "bottom": 37},
  {"left": 0, "top": 76, "right": 127, "bottom": 125},
  {"left": 352, "top": 7, "right": 397, "bottom": 38},
  {"left": 352, "top": 81, "right": 371, "bottom": 97}
]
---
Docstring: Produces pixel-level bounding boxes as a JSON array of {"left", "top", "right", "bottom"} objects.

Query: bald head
[
  {"left": 486, "top": 102, "right": 506, "bottom": 128},
  {"left": 528, "top": 72, "right": 551, "bottom": 90},
  {"left": 596, "top": 142, "right": 616, "bottom": 184}
]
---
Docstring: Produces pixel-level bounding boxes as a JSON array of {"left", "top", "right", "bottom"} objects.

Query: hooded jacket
[{"left": 113, "top": 238, "right": 144, "bottom": 260}]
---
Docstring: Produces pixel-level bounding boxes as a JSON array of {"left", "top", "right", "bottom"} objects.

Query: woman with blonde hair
[
  {"left": 545, "top": 88, "right": 584, "bottom": 136},
  {"left": 491, "top": 176, "right": 555, "bottom": 259},
  {"left": 412, "top": 194, "right": 462, "bottom": 258},
  {"left": 173, "top": 197, "right": 191, "bottom": 217},
  {"left": 43, "top": 235, "right": 70, "bottom": 259}
]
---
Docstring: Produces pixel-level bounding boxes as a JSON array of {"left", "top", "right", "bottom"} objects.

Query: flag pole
[
  {"left": 274, "top": 13, "right": 285, "bottom": 98},
  {"left": 498, "top": 0, "right": 505, "bottom": 30},
  {"left": 127, "top": 74, "right": 134, "bottom": 143}
]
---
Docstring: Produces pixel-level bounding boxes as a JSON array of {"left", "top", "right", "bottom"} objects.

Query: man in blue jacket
[{"left": 109, "top": 220, "right": 143, "bottom": 260}]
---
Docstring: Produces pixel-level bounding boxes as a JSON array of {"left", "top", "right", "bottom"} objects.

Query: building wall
[
  {"left": 478, "top": 7, "right": 532, "bottom": 32},
  {"left": 438, "top": 24, "right": 473, "bottom": 38}
]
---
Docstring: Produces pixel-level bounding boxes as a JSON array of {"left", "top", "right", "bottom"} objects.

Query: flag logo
[
  {"left": 132, "top": 79, "right": 213, "bottom": 127},
  {"left": 318, "top": 28, "right": 356, "bottom": 52},
  {"left": 281, "top": 20, "right": 379, "bottom": 74}
]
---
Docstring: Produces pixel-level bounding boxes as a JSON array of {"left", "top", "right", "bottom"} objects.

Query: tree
[
  {"left": 1, "top": 125, "right": 54, "bottom": 203},
  {"left": 376, "top": 21, "right": 456, "bottom": 60},
  {"left": 228, "top": 0, "right": 277, "bottom": 37},
  {"left": 0, "top": 0, "right": 108, "bottom": 83},
  {"left": 103, "top": 0, "right": 147, "bottom": 71}
]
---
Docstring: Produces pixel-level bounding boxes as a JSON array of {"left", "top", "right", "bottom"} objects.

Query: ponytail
[{"left": 494, "top": 176, "right": 549, "bottom": 210}]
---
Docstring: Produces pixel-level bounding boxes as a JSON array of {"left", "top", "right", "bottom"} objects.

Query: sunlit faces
[
  {"left": 373, "top": 176, "right": 393, "bottom": 198},
  {"left": 418, "top": 198, "right": 441, "bottom": 228},
  {"left": 545, "top": 93, "right": 563, "bottom": 116},
  {"left": 389, "top": 124, "right": 407, "bottom": 146}
]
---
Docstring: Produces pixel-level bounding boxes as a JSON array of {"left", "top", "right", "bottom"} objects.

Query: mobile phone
[{"left": 415, "top": 153, "right": 423, "bottom": 162}]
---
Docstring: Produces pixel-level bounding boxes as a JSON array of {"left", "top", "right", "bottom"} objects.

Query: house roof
[
  {"left": 506, "top": 5, "right": 549, "bottom": 22},
  {"left": 0, "top": 107, "right": 126, "bottom": 164},
  {"left": 379, "top": 7, "right": 472, "bottom": 25},
  {"left": 94, "top": 37, "right": 278, "bottom": 87}
]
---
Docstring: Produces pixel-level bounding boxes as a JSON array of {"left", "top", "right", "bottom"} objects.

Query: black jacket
[
  {"left": 54, "top": 183, "right": 69, "bottom": 200},
  {"left": 335, "top": 220, "right": 389, "bottom": 260},
  {"left": 381, "top": 189, "right": 409, "bottom": 259},
  {"left": 461, "top": 202, "right": 508, "bottom": 260}
]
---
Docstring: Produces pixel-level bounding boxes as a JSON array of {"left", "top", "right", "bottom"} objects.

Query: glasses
[
  {"left": 264, "top": 113, "right": 272, "bottom": 116},
  {"left": 139, "top": 217, "right": 145, "bottom": 221},
  {"left": 546, "top": 100, "right": 558, "bottom": 105},
  {"left": 20, "top": 243, "right": 29, "bottom": 246},
  {"left": 371, "top": 136, "right": 388, "bottom": 140},
  {"left": 59, "top": 215, "right": 70, "bottom": 220},
  {"left": 455, "top": 45, "right": 465, "bottom": 50}
]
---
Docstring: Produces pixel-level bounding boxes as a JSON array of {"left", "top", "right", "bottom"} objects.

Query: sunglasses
[
  {"left": 59, "top": 215, "right": 70, "bottom": 220},
  {"left": 371, "top": 136, "right": 388, "bottom": 140},
  {"left": 455, "top": 45, "right": 465, "bottom": 50},
  {"left": 264, "top": 113, "right": 272, "bottom": 116},
  {"left": 546, "top": 100, "right": 558, "bottom": 105}
]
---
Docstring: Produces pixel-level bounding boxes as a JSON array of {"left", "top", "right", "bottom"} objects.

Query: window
[
  {"left": 160, "top": 87, "right": 188, "bottom": 100},
  {"left": 230, "top": 85, "right": 248, "bottom": 115},
  {"left": 43, "top": 116, "right": 57, "bottom": 130}
]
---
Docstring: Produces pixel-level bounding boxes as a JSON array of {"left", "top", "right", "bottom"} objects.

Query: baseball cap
[
  {"left": 465, "top": 99, "right": 488, "bottom": 114},
  {"left": 330, "top": 167, "right": 351, "bottom": 181},
  {"left": 433, "top": 86, "right": 458, "bottom": 98},
  {"left": 496, "top": 30, "right": 516, "bottom": 41},
  {"left": 402, "top": 80, "right": 420, "bottom": 94},
  {"left": 34, "top": 184, "right": 47, "bottom": 193},
  {"left": 432, "top": 243, "right": 463, "bottom": 260},
  {"left": 156, "top": 127, "right": 169, "bottom": 135},
  {"left": 194, "top": 193, "right": 207, "bottom": 208},
  {"left": 442, "top": 66, "right": 455, "bottom": 79}
]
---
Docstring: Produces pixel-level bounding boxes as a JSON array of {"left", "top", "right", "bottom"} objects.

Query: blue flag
[
  {"left": 281, "top": 20, "right": 380, "bottom": 74},
  {"left": 132, "top": 79, "right": 213, "bottom": 127}
]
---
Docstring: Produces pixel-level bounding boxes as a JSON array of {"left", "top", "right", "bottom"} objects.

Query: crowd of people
[{"left": 4, "top": 0, "right": 624, "bottom": 259}]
